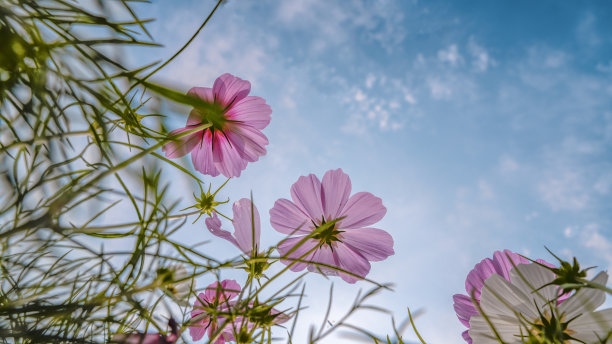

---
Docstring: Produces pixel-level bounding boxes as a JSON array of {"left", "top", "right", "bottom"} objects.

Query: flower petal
[
  {"left": 465, "top": 258, "right": 495, "bottom": 299},
  {"left": 491, "top": 250, "right": 529, "bottom": 281},
  {"left": 189, "top": 322, "right": 208, "bottom": 342},
  {"left": 306, "top": 244, "right": 339, "bottom": 276},
  {"left": 508, "top": 263, "right": 557, "bottom": 308},
  {"left": 211, "top": 131, "right": 248, "bottom": 178},
  {"left": 228, "top": 124, "right": 268, "bottom": 162},
  {"left": 225, "top": 95, "right": 271, "bottom": 129},
  {"left": 339, "top": 192, "right": 386, "bottom": 229},
  {"left": 461, "top": 330, "right": 472, "bottom": 344},
  {"left": 269, "top": 198, "right": 314, "bottom": 235},
  {"left": 162, "top": 127, "right": 201, "bottom": 159},
  {"left": 321, "top": 168, "right": 352, "bottom": 221},
  {"left": 277, "top": 236, "right": 318, "bottom": 271},
  {"left": 191, "top": 130, "right": 220, "bottom": 177},
  {"left": 453, "top": 294, "right": 478, "bottom": 327},
  {"left": 333, "top": 243, "right": 370, "bottom": 283},
  {"left": 206, "top": 213, "right": 240, "bottom": 250},
  {"left": 213, "top": 73, "right": 251, "bottom": 108},
  {"left": 290, "top": 174, "right": 324, "bottom": 221},
  {"left": 188, "top": 86, "right": 214, "bottom": 103},
  {"left": 479, "top": 274, "right": 537, "bottom": 320},
  {"left": 231, "top": 198, "right": 260, "bottom": 255},
  {"left": 204, "top": 280, "right": 241, "bottom": 304},
  {"left": 570, "top": 308, "right": 612, "bottom": 343},
  {"left": 559, "top": 271, "right": 608, "bottom": 318},
  {"left": 340, "top": 228, "right": 394, "bottom": 262}
]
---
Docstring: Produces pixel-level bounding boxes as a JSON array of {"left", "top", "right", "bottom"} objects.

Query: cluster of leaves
[{"left": 0, "top": 0, "right": 223, "bottom": 342}]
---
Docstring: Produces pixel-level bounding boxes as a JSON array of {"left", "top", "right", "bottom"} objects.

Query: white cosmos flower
[{"left": 469, "top": 263, "right": 612, "bottom": 344}]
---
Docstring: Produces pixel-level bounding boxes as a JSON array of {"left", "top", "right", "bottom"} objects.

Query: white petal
[
  {"left": 509, "top": 263, "right": 558, "bottom": 309},
  {"left": 480, "top": 274, "right": 538, "bottom": 320},
  {"left": 469, "top": 314, "right": 524, "bottom": 343},
  {"left": 560, "top": 271, "right": 608, "bottom": 319},
  {"left": 570, "top": 308, "right": 612, "bottom": 343}
]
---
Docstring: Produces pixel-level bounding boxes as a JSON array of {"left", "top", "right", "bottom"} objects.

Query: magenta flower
[
  {"left": 269, "top": 168, "right": 394, "bottom": 283},
  {"left": 206, "top": 198, "right": 260, "bottom": 256},
  {"left": 190, "top": 280, "right": 242, "bottom": 344},
  {"left": 453, "top": 250, "right": 568, "bottom": 344},
  {"left": 162, "top": 73, "right": 271, "bottom": 178},
  {"left": 189, "top": 280, "right": 289, "bottom": 343}
]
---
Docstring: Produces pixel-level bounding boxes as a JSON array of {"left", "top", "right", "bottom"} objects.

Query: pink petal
[
  {"left": 213, "top": 73, "right": 251, "bottom": 108},
  {"left": 453, "top": 294, "right": 478, "bottom": 327},
  {"left": 306, "top": 245, "right": 339, "bottom": 276},
  {"left": 206, "top": 213, "right": 240, "bottom": 250},
  {"left": 191, "top": 293, "right": 206, "bottom": 318},
  {"left": 189, "top": 323, "right": 208, "bottom": 342},
  {"left": 188, "top": 86, "right": 214, "bottom": 103},
  {"left": 333, "top": 243, "right": 370, "bottom": 283},
  {"left": 186, "top": 108, "right": 206, "bottom": 126},
  {"left": 225, "top": 96, "right": 272, "bottom": 129},
  {"left": 492, "top": 250, "right": 529, "bottom": 281},
  {"left": 204, "top": 280, "right": 241, "bottom": 304},
  {"left": 211, "top": 131, "right": 248, "bottom": 178},
  {"left": 277, "top": 237, "right": 319, "bottom": 271},
  {"left": 340, "top": 228, "right": 394, "bottom": 262},
  {"left": 269, "top": 198, "right": 314, "bottom": 235},
  {"left": 191, "top": 130, "right": 220, "bottom": 176},
  {"left": 232, "top": 198, "right": 260, "bottom": 255},
  {"left": 162, "top": 127, "right": 201, "bottom": 159},
  {"left": 229, "top": 124, "right": 268, "bottom": 162},
  {"left": 290, "top": 174, "right": 324, "bottom": 221},
  {"left": 465, "top": 258, "right": 495, "bottom": 299},
  {"left": 321, "top": 168, "right": 352, "bottom": 221},
  {"left": 462, "top": 330, "right": 472, "bottom": 344},
  {"left": 339, "top": 192, "right": 386, "bottom": 229}
]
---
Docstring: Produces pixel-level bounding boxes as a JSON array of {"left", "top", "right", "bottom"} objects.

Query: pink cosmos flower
[
  {"left": 269, "top": 168, "right": 394, "bottom": 284},
  {"left": 452, "top": 250, "right": 568, "bottom": 344},
  {"left": 190, "top": 280, "right": 289, "bottom": 343},
  {"left": 190, "top": 280, "right": 242, "bottom": 344},
  {"left": 206, "top": 198, "right": 260, "bottom": 256},
  {"left": 162, "top": 73, "right": 271, "bottom": 178}
]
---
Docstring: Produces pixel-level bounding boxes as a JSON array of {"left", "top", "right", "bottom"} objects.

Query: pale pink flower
[
  {"left": 190, "top": 280, "right": 241, "bottom": 344},
  {"left": 205, "top": 198, "right": 260, "bottom": 256},
  {"left": 189, "top": 280, "right": 289, "bottom": 343},
  {"left": 453, "top": 250, "right": 568, "bottom": 344},
  {"left": 269, "top": 168, "right": 394, "bottom": 283},
  {"left": 162, "top": 73, "right": 271, "bottom": 178}
]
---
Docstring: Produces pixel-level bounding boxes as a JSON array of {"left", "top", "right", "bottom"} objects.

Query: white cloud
[
  {"left": 403, "top": 91, "right": 417, "bottom": 104},
  {"left": 580, "top": 223, "right": 612, "bottom": 269},
  {"left": 354, "top": 89, "right": 367, "bottom": 102},
  {"left": 427, "top": 78, "right": 452, "bottom": 99},
  {"left": 499, "top": 156, "right": 519, "bottom": 173},
  {"left": 478, "top": 180, "right": 495, "bottom": 200},
  {"left": 468, "top": 38, "right": 494, "bottom": 72},
  {"left": 575, "top": 12, "right": 600, "bottom": 47},
  {"left": 564, "top": 226, "right": 574, "bottom": 238},
  {"left": 596, "top": 60, "right": 612, "bottom": 73},
  {"left": 437, "top": 44, "right": 463, "bottom": 67},
  {"left": 543, "top": 50, "right": 567, "bottom": 69},
  {"left": 276, "top": 0, "right": 407, "bottom": 54},
  {"left": 524, "top": 211, "right": 538, "bottom": 221},
  {"left": 594, "top": 173, "right": 612, "bottom": 195},
  {"left": 538, "top": 171, "right": 589, "bottom": 211},
  {"left": 365, "top": 73, "right": 376, "bottom": 89}
]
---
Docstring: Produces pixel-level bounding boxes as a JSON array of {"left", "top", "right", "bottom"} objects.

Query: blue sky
[{"left": 123, "top": 1, "right": 612, "bottom": 342}]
